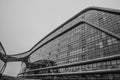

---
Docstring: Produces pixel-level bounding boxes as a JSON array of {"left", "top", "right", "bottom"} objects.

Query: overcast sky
[{"left": 0, "top": 0, "right": 120, "bottom": 77}]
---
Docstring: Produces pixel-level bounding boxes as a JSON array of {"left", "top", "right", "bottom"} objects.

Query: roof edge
[
  {"left": 29, "top": 6, "right": 120, "bottom": 52},
  {"left": 8, "top": 6, "right": 120, "bottom": 57}
]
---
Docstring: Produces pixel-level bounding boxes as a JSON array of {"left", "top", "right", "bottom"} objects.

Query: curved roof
[{"left": 6, "top": 6, "right": 120, "bottom": 62}]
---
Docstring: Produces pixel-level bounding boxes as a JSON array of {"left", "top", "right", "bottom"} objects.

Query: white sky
[{"left": 0, "top": 0, "right": 120, "bottom": 77}]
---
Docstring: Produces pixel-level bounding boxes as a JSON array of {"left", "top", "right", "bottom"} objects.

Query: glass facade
[
  {"left": 28, "top": 9, "right": 120, "bottom": 66},
  {"left": 17, "top": 7, "right": 120, "bottom": 80}
]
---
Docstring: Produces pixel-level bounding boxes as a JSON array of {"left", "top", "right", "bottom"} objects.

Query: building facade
[
  {"left": 27, "top": 7, "right": 120, "bottom": 65},
  {"left": 1, "top": 7, "right": 120, "bottom": 80},
  {"left": 17, "top": 7, "right": 120, "bottom": 80}
]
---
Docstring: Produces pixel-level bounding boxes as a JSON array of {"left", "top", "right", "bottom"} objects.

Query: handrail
[
  {"left": 18, "top": 54, "right": 120, "bottom": 75},
  {"left": 19, "top": 68, "right": 120, "bottom": 77}
]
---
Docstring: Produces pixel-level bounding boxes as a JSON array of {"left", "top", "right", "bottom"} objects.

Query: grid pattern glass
[{"left": 28, "top": 9, "right": 120, "bottom": 73}]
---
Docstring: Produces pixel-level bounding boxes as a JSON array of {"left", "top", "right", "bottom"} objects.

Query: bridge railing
[{"left": 17, "top": 54, "right": 120, "bottom": 80}]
